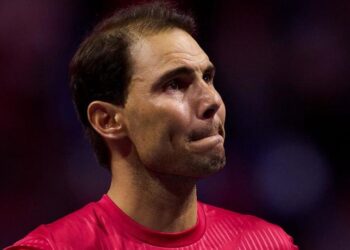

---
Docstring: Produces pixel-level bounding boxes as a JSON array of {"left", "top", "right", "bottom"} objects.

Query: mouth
[
  {"left": 189, "top": 123, "right": 225, "bottom": 142},
  {"left": 187, "top": 123, "right": 225, "bottom": 152}
]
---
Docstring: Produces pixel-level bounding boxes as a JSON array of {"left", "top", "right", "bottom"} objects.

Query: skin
[{"left": 88, "top": 28, "right": 226, "bottom": 232}]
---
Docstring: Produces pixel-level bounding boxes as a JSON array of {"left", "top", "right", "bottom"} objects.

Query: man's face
[{"left": 122, "top": 28, "right": 226, "bottom": 178}]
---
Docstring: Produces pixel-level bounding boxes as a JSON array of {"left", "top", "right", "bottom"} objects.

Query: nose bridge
[
  {"left": 198, "top": 81, "right": 219, "bottom": 102},
  {"left": 193, "top": 79, "right": 222, "bottom": 119}
]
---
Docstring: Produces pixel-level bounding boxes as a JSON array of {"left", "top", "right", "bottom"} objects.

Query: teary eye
[
  {"left": 167, "top": 79, "right": 180, "bottom": 90},
  {"left": 164, "top": 77, "right": 190, "bottom": 92},
  {"left": 203, "top": 72, "right": 213, "bottom": 84}
]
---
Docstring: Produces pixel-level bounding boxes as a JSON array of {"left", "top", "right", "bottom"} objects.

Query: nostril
[{"left": 202, "top": 105, "right": 218, "bottom": 119}]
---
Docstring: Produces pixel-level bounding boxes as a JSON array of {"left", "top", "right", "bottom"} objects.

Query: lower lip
[{"left": 188, "top": 135, "right": 224, "bottom": 152}]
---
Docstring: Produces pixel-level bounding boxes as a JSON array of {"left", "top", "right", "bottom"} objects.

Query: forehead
[{"left": 129, "top": 28, "right": 211, "bottom": 85}]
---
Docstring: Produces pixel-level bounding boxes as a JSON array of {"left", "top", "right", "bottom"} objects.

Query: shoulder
[
  {"left": 200, "top": 202, "right": 286, "bottom": 231},
  {"left": 5, "top": 226, "right": 53, "bottom": 250},
  {"left": 200, "top": 202, "right": 298, "bottom": 249},
  {"left": 200, "top": 201, "right": 267, "bottom": 229},
  {"left": 6, "top": 200, "right": 106, "bottom": 250}
]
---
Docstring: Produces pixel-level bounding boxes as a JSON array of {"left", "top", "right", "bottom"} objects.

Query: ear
[{"left": 87, "top": 101, "right": 127, "bottom": 140}]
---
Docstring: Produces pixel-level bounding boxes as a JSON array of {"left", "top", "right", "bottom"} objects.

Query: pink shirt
[{"left": 7, "top": 195, "right": 298, "bottom": 249}]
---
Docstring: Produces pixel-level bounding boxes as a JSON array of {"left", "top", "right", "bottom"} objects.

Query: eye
[
  {"left": 203, "top": 72, "right": 214, "bottom": 84},
  {"left": 167, "top": 79, "right": 180, "bottom": 90},
  {"left": 164, "top": 77, "right": 189, "bottom": 92}
]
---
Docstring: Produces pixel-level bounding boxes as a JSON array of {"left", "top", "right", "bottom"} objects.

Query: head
[{"left": 70, "top": 1, "right": 226, "bottom": 177}]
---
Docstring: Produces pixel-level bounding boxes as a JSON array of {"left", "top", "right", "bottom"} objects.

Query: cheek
[
  {"left": 127, "top": 101, "right": 190, "bottom": 147},
  {"left": 160, "top": 103, "right": 191, "bottom": 139},
  {"left": 127, "top": 106, "right": 160, "bottom": 142},
  {"left": 219, "top": 103, "right": 226, "bottom": 123},
  {"left": 128, "top": 101, "right": 184, "bottom": 134},
  {"left": 125, "top": 102, "right": 191, "bottom": 168}
]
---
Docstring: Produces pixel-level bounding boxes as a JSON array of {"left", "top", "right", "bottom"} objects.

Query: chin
[
  {"left": 185, "top": 154, "right": 226, "bottom": 178},
  {"left": 142, "top": 148, "right": 226, "bottom": 179}
]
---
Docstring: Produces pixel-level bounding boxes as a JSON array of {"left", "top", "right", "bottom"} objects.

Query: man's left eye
[{"left": 203, "top": 73, "right": 213, "bottom": 83}]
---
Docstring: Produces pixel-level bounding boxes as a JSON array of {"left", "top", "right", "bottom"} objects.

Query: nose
[{"left": 196, "top": 84, "right": 223, "bottom": 120}]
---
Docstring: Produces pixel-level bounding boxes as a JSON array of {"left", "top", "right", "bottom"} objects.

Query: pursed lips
[{"left": 188, "top": 122, "right": 225, "bottom": 142}]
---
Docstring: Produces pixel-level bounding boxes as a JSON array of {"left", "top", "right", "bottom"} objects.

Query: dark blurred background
[{"left": 1, "top": 0, "right": 349, "bottom": 249}]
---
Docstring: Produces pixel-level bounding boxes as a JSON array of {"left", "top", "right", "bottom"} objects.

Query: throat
[{"left": 108, "top": 169, "right": 198, "bottom": 232}]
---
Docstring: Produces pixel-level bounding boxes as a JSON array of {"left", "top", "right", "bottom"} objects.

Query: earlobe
[{"left": 87, "top": 101, "right": 127, "bottom": 140}]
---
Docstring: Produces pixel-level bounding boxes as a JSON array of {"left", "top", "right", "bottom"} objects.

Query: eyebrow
[{"left": 151, "top": 64, "right": 216, "bottom": 90}]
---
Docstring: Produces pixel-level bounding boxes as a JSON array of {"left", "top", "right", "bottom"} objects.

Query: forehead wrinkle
[
  {"left": 131, "top": 55, "right": 213, "bottom": 91},
  {"left": 174, "top": 59, "right": 212, "bottom": 77},
  {"left": 128, "top": 29, "right": 213, "bottom": 91},
  {"left": 136, "top": 34, "right": 208, "bottom": 68},
  {"left": 159, "top": 52, "right": 211, "bottom": 73},
  {"left": 132, "top": 51, "right": 209, "bottom": 80}
]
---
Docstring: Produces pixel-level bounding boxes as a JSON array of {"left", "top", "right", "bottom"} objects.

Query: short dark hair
[{"left": 69, "top": 1, "right": 196, "bottom": 168}]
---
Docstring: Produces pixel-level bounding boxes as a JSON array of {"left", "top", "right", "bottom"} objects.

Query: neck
[{"left": 107, "top": 158, "right": 198, "bottom": 232}]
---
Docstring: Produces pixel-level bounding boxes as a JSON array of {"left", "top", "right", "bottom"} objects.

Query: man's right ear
[{"left": 87, "top": 101, "right": 127, "bottom": 140}]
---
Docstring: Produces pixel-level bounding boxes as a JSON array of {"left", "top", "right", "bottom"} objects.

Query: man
[{"left": 7, "top": 2, "right": 298, "bottom": 249}]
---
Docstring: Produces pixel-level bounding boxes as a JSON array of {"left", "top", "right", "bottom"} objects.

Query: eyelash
[
  {"left": 163, "top": 72, "right": 214, "bottom": 92},
  {"left": 165, "top": 79, "right": 184, "bottom": 91},
  {"left": 203, "top": 72, "right": 213, "bottom": 83}
]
